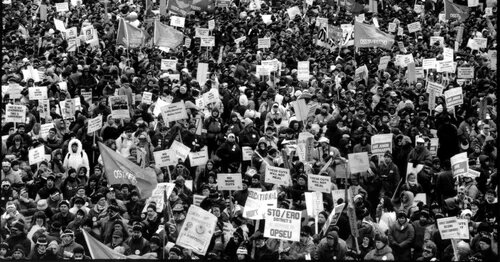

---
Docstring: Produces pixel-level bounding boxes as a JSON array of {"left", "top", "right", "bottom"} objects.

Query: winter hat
[
  {"left": 374, "top": 234, "right": 388, "bottom": 245},
  {"left": 236, "top": 246, "right": 248, "bottom": 255},
  {"left": 397, "top": 211, "right": 407, "bottom": 219},
  {"left": 460, "top": 209, "right": 473, "bottom": 218},
  {"left": 479, "top": 236, "right": 492, "bottom": 246},
  {"left": 169, "top": 246, "right": 182, "bottom": 256}
]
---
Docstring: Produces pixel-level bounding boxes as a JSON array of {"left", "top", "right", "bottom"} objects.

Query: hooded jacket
[
  {"left": 364, "top": 245, "right": 395, "bottom": 261},
  {"left": 63, "top": 139, "right": 90, "bottom": 178}
]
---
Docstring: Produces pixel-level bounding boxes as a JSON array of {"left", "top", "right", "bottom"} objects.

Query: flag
[
  {"left": 444, "top": 0, "right": 469, "bottom": 22},
  {"left": 116, "top": 18, "right": 145, "bottom": 48},
  {"left": 98, "top": 142, "right": 157, "bottom": 199},
  {"left": 354, "top": 22, "right": 395, "bottom": 50},
  {"left": 83, "top": 229, "right": 126, "bottom": 259},
  {"left": 153, "top": 19, "right": 184, "bottom": 49},
  {"left": 167, "top": 0, "right": 215, "bottom": 16}
]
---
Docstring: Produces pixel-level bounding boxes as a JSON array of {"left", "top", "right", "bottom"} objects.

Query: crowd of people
[{"left": 0, "top": 0, "right": 498, "bottom": 260}]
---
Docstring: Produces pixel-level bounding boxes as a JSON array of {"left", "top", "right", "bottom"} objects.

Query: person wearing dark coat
[
  {"left": 437, "top": 113, "right": 460, "bottom": 163},
  {"left": 5, "top": 221, "right": 31, "bottom": 257}
]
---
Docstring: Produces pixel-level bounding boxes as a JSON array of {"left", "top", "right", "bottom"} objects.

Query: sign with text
[
  {"left": 242, "top": 146, "right": 253, "bottom": 161},
  {"left": 171, "top": 140, "right": 191, "bottom": 162},
  {"left": 200, "top": 36, "right": 215, "bottom": 47},
  {"left": 264, "top": 208, "right": 301, "bottom": 242},
  {"left": 305, "top": 191, "right": 323, "bottom": 217},
  {"left": 258, "top": 38, "right": 271, "bottom": 49},
  {"left": 371, "top": 134, "right": 393, "bottom": 158},
  {"left": 153, "top": 149, "right": 176, "bottom": 167},
  {"left": 161, "top": 59, "right": 177, "bottom": 71},
  {"left": 189, "top": 146, "right": 209, "bottom": 166},
  {"left": 307, "top": 174, "right": 331, "bottom": 193},
  {"left": 437, "top": 217, "right": 460, "bottom": 239},
  {"left": 407, "top": 22, "right": 421, "bottom": 33},
  {"left": 176, "top": 205, "right": 217, "bottom": 255},
  {"left": 170, "top": 16, "right": 185, "bottom": 27},
  {"left": 28, "top": 86, "right": 48, "bottom": 100},
  {"left": 87, "top": 115, "right": 103, "bottom": 134},
  {"left": 444, "top": 87, "right": 463, "bottom": 108},
  {"left": 195, "top": 28, "right": 210, "bottom": 38},
  {"left": 29, "top": 146, "right": 45, "bottom": 165},
  {"left": 109, "top": 95, "right": 130, "bottom": 119},
  {"left": 217, "top": 173, "right": 243, "bottom": 191},
  {"left": 451, "top": 152, "right": 468, "bottom": 178},
  {"left": 161, "top": 101, "right": 188, "bottom": 122},
  {"left": 6, "top": 104, "right": 26, "bottom": 123},
  {"left": 243, "top": 189, "right": 278, "bottom": 220},
  {"left": 265, "top": 165, "right": 291, "bottom": 186},
  {"left": 457, "top": 67, "right": 474, "bottom": 78}
]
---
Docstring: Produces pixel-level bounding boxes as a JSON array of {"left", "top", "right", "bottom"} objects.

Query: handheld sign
[
  {"left": 243, "top": 190, "right": 278, "bottom": 220},
  {"left": 307, "top": 174, "right": 331, "bottom": 193},
  {"left": 170, "top": 140, "right": 191, "bottom": 162},
  {"left": 153, "top": 149, "right": 176, "bottom": 167},
  {"left": 188, "top": 146, "right": 209, "bottom": 167},
  {"left": 87, "top": 115, "right": 103, "bottom": 134},
  {"left": 176, "top": 205, "right": 217, "bottom": 255},
  {"left": 217, "top": 173, "right": 243, "bottom": 191},
  {"left": 5, "top": 105, "right": 26, "bottom": 123},
  {"left": 161, "top": 101, "right": 188, "bottom": 122},
  {"left": 258, "top": 38, "right": 271, "bottom": 49},
  {"left": 29, "top": 146, "right": 45, "bottom": 165},
  {"left": 264, "top": 208, "right": 301, "bottom": 242},
  {"left": 444, "top": 87, "right": 464, "bottom": 108},
  {"left": 451, "top": 152, "right": 468, "bottom": 177},
  {"left": 305, "top": 191, "right": 323, "bottom": 217},
  {"left": 28, "top": 86, "right": 48, "bottom": 100},
  {"left": 265, "top": 165, "right": 291, "bottom": 186},
  {"left": 437, "top": 217, "right": 460, "bottom": 239},
  {"left": 348, "top": 152, "right": 369, "bottom": 174}
]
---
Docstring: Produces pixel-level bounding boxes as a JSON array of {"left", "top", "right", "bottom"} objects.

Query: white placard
[
  {"left": 258, "top": 38, "right": 271, "bottom": 49},
  {"left": 153, "top": 149, "right": 176, "bottom": 167},
  {"left": 29, "top": 146, "right": 45, "bottom": 165},
  {"left": 305, "top": 191, "right": 323, "bottom": 217},
  {"left": 28, "top": 86, "right": 48, "bottom": 100},
  {"left": 264, "top": 208, "right": 301, "bottom": 242},
  {"left": 450, "top": 152, "right": 468, "bottom": 177},
  {"left": 5, "top": 104, "right": 26, "bottom": 123},
  {"left": 307, "top": 174, "right": 331, "bottom": 193},
  {"left": 437, "top": 217, "right": 460, "bottom": 239},
  {"left": 407, "top": 22, "right": 421, "bottom": 33},
  {"left": 142, "top": 92, "right": 153, "bottom": 104},
  {"left": 87, "top": 115, "right": 103, "bottom": 134},
  {"left": 40, "top": 123, "right": 54, "bottom": 139},
  {"left": 265, "top": 165, "right": 291, "bottom": 186},
  {"left": 161, "top": 59, "right": 177, "bottom": 71},
  {"left": 422, "top": 58, "right": 437, "bottom": 69},
  {"left": 161, "top": 101, "right": 188, "bottom": 122},
  {"left": 430, "top": 36, "right": 444, "bottom": 47},
  {"left": 287, "top": 6, "right": 301, "bottom": 20},
  {"left": 243, "top": 190, "right": 278, "bottom": 220},
  {"left": 170, "top": 16, "right": 185, "bottom": 27},
  {"left": 176, "top": 205, "right": 217, "bottom": 255},
  {"left": 297, "top": 61, "right": 310, "bottom": 81},
  {"left": 53, "top": 18, "right": 66, "bottom": 32},
  {"left": 188, "top": 146, "right": 209, "bottom": 167},
  {"left": 444, "top": 87, "right": 464, "bottom": 108},
  {"left": 195, "top": 28, "right": 210, "bottom": 38},
  {"left": 348, "top": 152, "right": 370, "bottom": 174},
  {"left": 242, "top": 146, "right": 253, "bottom": 161},
  {"left": 457, "top": 67, "right": 474, "bottom": 78},
  {"left": 55, "top": 2, "right": 69, "bottom": 12},
  {"left": 217, "top": 173, "right": 243, "bottom": 191},
  {"left": 171, "top": 140, "right": 191, "bottom": 162}
]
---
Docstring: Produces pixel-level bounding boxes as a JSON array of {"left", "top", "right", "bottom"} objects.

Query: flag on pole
[
  {"left": 153, "top": 19, "right": 184, "bottom": 49},
  {"left": 354, "top": 22, "right": 395, "bottom": 50},
  {"left": 116, "top": 18, "right": 145, "bottom": 48},
  {"left": 444, "top": 0, "right": 469, "bottom": 22},
  {"left": 98, "top": 142, "right": 157, "bottom": 199},
  {"left": 83, "top": 229, "right": 126, "bottom": 259}
]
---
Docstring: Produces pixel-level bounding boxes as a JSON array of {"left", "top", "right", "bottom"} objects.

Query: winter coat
[
  {"left": 388, "top": 220, "right": 415, "bottom": 261},
  {"left": 364, "top": 245, "right": 395, "bottom": 261},
  {"left": 314, "top": 237, "right": 347, "bottom": 260},
  {"left": 62, "top": 139, "right": 90, "bottom": 178}
]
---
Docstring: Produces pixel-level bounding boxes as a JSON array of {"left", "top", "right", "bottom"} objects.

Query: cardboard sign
[
  {"left": 264, "top": 208, "right": 301, "bottom": 242},
  {"left": 196, "top": 63, "right": 209, "bottom": 86},
  {"left": 153, "top": 149, "right": 176, "bottom": 167},
  {"left": 243, "top": 190, "right": 278, "bottom": 220},
  {"left": 242, "top": 146, "right": 253, "bottom": 161},
  {"left": 430, "top": 36, "right": 444, "bottom": 47},
  {"left": 407, "top": 22, "right": 421, "bottom": 33},
  {"left": 378, "top": 56, "right": 391, "bottom": 70},
  {"left": 40, "top": 123, "right": 54, "bottom": 139},
  {"left": 427, "top": 82, "right": 444, "bottom": 96},
  {"left": 195, "top": 28, "right": 210, "bottom": 38},
  {"left": 437, "top": 217, "right": 460, "bottom": 239},
  {"left": 176, "top": 205, "right": 217, "bottom": 255},
  {"left": 202, "top": 88, "right": 219, "bottom": 105},
  {"left": 217, "top": 173, "right": 243, "bottom": 191},
  {"left": 258, "top": 38, "right": 271, "bottom": 49},
  {"left": 109, "top": 95, "right": 130, "bottom": 119},
  {"left": 388, "top": 22, "right": 397, "bottom": 32},
  {"left": 29, "top": 146, "right": 45, "bottom": 165},
  {"left": 305, "top": 191, "right": 323, "bottom": 217},
  {"left": 323, "top": 203, "right": 346, "bottom": 234},
  {"left": 161, "top": 101, "right": 188, "bottom": 122},
  {"left": 170, "top": 16, "right": 185, "bottom": 27},
  {"left": 348, "top": 152, "right": 370, "bottom": 174},
  {"left": 307, "top": 174, "right": 331, "bottom": 193},
  {"left": 297, "top": 61, "right": 310, "bottom": 81},
  {"left": 170, "top": 140, "right": 191, "bottom": 162},
  {"left": 189, "top": 146, "right": 209, "bottom": 167},
  {"left": 6, "top": 104, "right": 26, "bottom": 123},
  {"left": 371, "top": 134, "right": 393, "bottom": 158},
  {"left": 422, "top": 58, "right": 437, "bottom": 69},
  {"left": 200, "top": 36, "right": 215, "bottom": 47},
  {"left": 28, "top": 86, "right": 48, "bottom": 100},
  {"left": 444, "top": 87, "right": 464, "bottom": 108},
  {"left": 451, "top": 152, "right": 468, "bottom": 177},
  {"left": 87, "top": 115, "right": 103, "bottom": 134},
  {"left": 161, "top": 59, "right": 177, "bottom": 71},
  {"left": 457, "top": 67, "right": 474, "bottom": 78},
  {"left": 265, "top": 165, "right": 291, "bottom": 186},
  {"left": 142, "top": 92, "right": 153, "bottom": 104},
  {"left": 55, "top": 2, "right": 69, "bottom": 12}
]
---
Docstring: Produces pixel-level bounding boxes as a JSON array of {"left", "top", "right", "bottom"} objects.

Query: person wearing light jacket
[{"left": 62, "top": 139, "right": 89, "bottom": 178}]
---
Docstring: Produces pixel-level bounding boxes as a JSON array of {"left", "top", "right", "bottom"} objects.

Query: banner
[
  {"left": 98, "top": 142, "right": 158, "bottom": 198},
  {"left": 305, "top": 191, "right": 323, "bottom": 217},
  {"left": 444, "top": 87, "right": 464, "bottom": 108},
  {"left": 153, "top": 149, "right": 176, "bottom": 167},
  {"left": 109, "top": 95, "right": 130, "bottom": 119},
  {"left": 451, "top": 152, "right": 468, "bottom": 177},
  {"left": 265, "top": 165, "right": 291, "bottom": 186},
  {"left": 153, "top": 20, "right": 184, "bottom": 48},
  {"left": 171, "top": 140, "right": 191, "bottom": 161},
  {"left": 5, "top": 104, "right": 26, "bottom": 123},
  {"left": 371, "top": 134, "right": 393, "bottom": 158},
  {"left": 307, "top": 174, "right": 331, "bottom": 193},
  {"left": 243, "top": 189, "right": 278, "bottom": 220},
  {"left": 264, "top": 208, "right": 301, "bottom": 242},
  {"left": 217, "top": 173, "right": 243, "bottom": 191},
  {"left": 29, "top": 146, "right": 45, "bottom": 165},
  {"left": 87, "top": 115, "right": 103, "bottom": 134},
  {"left": 437, "top": 217, "right": 460, "bottom": 239},
  {"left": 444, "top": 0, "right": 469, "bottom": 22},
  {"left": 161, "top": 101, "right": 188, "bottom": 122},
  {"left": 168, "top": 0, "right": 215, "bottom": 16},
  {"left": 322, "top": 203, "right": 346, "bottom": 234},
  {"left": 354, "top": 22, "right": 395, "bottom": 50},
  {"left": 176, "top": 205, "right": 217, "bottom": 255},
  {"left": 189, "top": 146, "right": 209, "bottom": 166},
  {"left": 348, "top": 152, "right": 369, "bottom": 174},
  {"left": 116, "top": 19, "right": 145, "bottom": 48}
]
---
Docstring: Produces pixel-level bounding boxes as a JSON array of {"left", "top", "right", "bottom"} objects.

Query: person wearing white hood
[{"left": 62, "top": 139, "right": 90, "bottom": 178}]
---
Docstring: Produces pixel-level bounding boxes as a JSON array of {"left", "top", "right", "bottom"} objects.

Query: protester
[{"left": 0, "top": 0, "right": 497, "bottom": 260}]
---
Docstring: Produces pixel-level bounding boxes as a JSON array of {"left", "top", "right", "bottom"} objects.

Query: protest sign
[
  {"left": 258, "top": 38, "right": 271, "bottom": 49},
  {"left": 208, "top": 19, "right": 215, "bottom": 30},
  {"left": 264, "top": 208, "right": 301, "bottom": 242},
  {"left": 195, "top": 28, "right": 210, "bottom": 38},
  {"left": 305, "top": 191, "right": 323, "bottom": 217},
  {"left": 414, "top": 4, "right": 423, "bottom": 13},
  {"left": 202, "top": 88, "right": 220, "bottom": 105},
  {"left": 388, "top": 22, "right": 396, "bottom": 32},
  {"left": 217, "top": 173, "right": 243, "bottom": 191},
  {"left": 443, "top": 47, "right": 454, "bottom": 61},
  {"left": 161, "top": 101, "right": 188, "bottom": 122},
  {"left": 457, "top": 219, "right": 470, "bottom": 239},
  {"left": 176, "top": 205, "right": 217, "bottom": 255},
  {"left": 437, "top": 217, "right": 460, "bottom": 239},
  {"left": 87, "top": 115, "right": 102, "bottom": 134},
  {"left": 142, "top": 92, "right": 153, "bottom": 104},
  {"left": 322, "top": 203, "right": 346, "bottom": 233},
  {"left": 193, "top": 195, "right": 207, "bottom": 206},
  {"left": 414, "top": 193, "right": 427, "bottom": 205},
  {"left": 465, "top": 169, "right": 480, "bottom": 179},
  {"left": 307, "top": 174, "right": 331, "bottom": 193},
  {"left": 444, "top": 87, "right": 464, "bottom": 108},
  {"left": 40, "top": 123, "right": 54, "bottom": 139},
  {"left": 265, "top": 165, "right": 291, "bottom": 186},
  {"left": 171, "top": 140, "right": 191, "bottom": 162},
  {"left": 261, "top": 14, "right": 272, "bottom": 25},
  {"left": 429, "top": 138, "right": 439, "bottom": 156},
  {"left": 407, "top": 22, "right": 421, "bottom": 33},
  {"left": 426, "top": 82, "right": 444, "bottom": 96},
  {"left": 189, "top": 146, "right": 209, "bottom": 167},
  {"left": 200, "top": 36, "right": 215, "bottom": 47},
  {"left": 297, "top": 61, "right": 310, "bottom": 81},
  {"left": 474, "top": 37, "right": 487, "bottom": 48},
  {"left": 5, "top": 104, "right": 26, "bottom": 123},
  {"left": 109, "top": 95, "right": 130, "bottom": 119},
  {"left": 29, "top": 146, "right": 45, "bottom": 165},
  {"left": 378, "top": 56, "right": 390, "bottom": 70},
  {"left": 371, "top": 134, "right": 393, "bottom": 158},
  {"left": 170, "top": 16, "right": 185, "bottom": 27},
  {"left": 28, "top": 86, "right": 47, "bottom": 100},
  {"left": 297, "top": 132, "right": 314, "bottom": 162},
  {"left": 242, "top": 146, "right": 253, "bottom": 161},
  {"left": 153, "top": 149, "right": 176, "bottom": 167},
  {"left": 287, "top": 6, "right": 301, "bottom": 20},
  {"left": 55, "top": 2, "right": 69, "bottom": 12},
  {"left": 430, "top": 36, "right": 444, "bottom": 47},
  {"left": 436, "top": 60, "right": 454, "bottom": 73},
  {"left": 243, "top": 190, "right": 278, "bottom": 220},
  {"left": 256, "top": 65, "right": 270, "bottom": 77},
  {"left": 161, "top": 59, "right": 177, "bottom": 71},
  {"left": 415, "top": 67, "right": 424, "bottom": 79},
  {"left": 292, "top": 99, "right": 308, "bottom": 121},
  {"left": 347, "top": 206, "right": 359, "bottom": 237},
  {"left": 422, "top": 58, "right": 437, "bottom": 69},
  {"left": 451, "top": 152, "right": 468, "bottom": 177},
  {"left": 457, "top": 67, "right": 474, "bottom": 78},
  {"left": 331, "top": 190, "right": 351, "bottom": 205},
  {"left": 348, "top": 152, "right": 369, "bottom": 174},
  {"left": 196, "top": 63, "right": 209, "bottom": 86}
]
